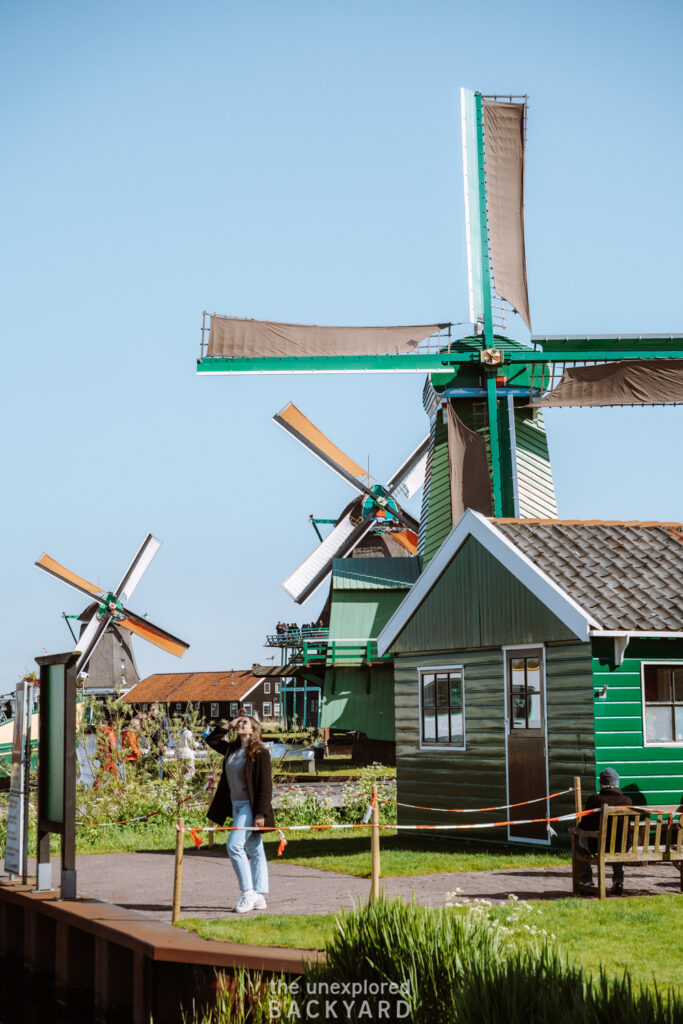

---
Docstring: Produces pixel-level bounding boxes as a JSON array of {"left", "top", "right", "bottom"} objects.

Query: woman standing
[{"left": 206, "top": 715, "right": 274, "bottom": 914}]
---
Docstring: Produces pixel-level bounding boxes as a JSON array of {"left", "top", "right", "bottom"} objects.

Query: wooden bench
[{"left": 570, "top": 805, "right": 683, "bottom": 899}]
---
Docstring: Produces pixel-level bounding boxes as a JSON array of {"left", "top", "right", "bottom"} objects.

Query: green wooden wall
[
  {"left": 392, "top": 536, "right": 577, "bottom": 655},
  {"left": 321, "top": 666, "right": 395, "bottom": 741},
  {"left": 592, "top": 638, "right": 683, "bottom": 805},
  {"left": 393, "top": 640, "right": 594, "bottom": 845}
]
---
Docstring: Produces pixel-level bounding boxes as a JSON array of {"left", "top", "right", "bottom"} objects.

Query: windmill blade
[
  {"left": 35, "top": 554, "right": 105, "bottom": 603},
  {"left": 283, "top": 512, "right": 376, "bottom": 605},
  {"left": 114, "top": 533, "right": 162, "bottom": 602},
  {"left": 392, "top": 529, "right": 419, "bottom": 555},
  {"left": 74, "top": 611, "right": 112, "bottom": 673},
  {"left": 385, "top": 436, "right": 430, "bottom": 499},
  {"left": 274, "top": 402, "right": 375, "bottom": 498},
  {"left": 117, "top": 609, "right": 189, "bottom": 657}
]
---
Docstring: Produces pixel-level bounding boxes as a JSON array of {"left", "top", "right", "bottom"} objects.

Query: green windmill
[{"left": 197, "top": 89, "right": 683, "bottom": 563}]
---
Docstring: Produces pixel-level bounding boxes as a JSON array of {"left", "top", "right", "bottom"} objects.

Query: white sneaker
[
  {"left": 252, "top": 893, "right": 267, "bottom": 910},
  {"left": 234, "top": 891, "right": 259, "bottom": 914}
]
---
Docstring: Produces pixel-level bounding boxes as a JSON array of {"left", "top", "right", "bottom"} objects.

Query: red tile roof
[{"left": 125, "top": 671, "right": 264, "bottom": 703}]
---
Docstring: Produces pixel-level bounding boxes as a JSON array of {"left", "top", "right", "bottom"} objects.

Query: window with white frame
[
  {"left": 229, "top": 702, "right": 239, "bottom": 717},
  {"left": 275, "top": 683, "right": 280, "bottom": 694},
  {"left": 642, "top": 664, "right": 683, "bottom": 744},
  {"left": 420, "top": 669, "right": 464, "bottom": 747},
  {"left": 263, "top": 702, "right": 273, "bottom": 718},
  {"left": 210, "top": 702, "right": 219, "bottom": 718},
  {"left": 243, "top": 702, "right": 253, "bottom": 717},
  {"left": 264, "top": 681, "right": 271, "bottom": 694}
]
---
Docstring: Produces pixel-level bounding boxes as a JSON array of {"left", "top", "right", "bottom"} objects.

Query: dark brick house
[{"left": 125, "top": 671, "right": 281, "bottom": 724}]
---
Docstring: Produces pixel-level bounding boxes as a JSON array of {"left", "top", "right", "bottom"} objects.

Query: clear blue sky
[{"left": 2, "top": 0, "right": 682, "bottom": 694}]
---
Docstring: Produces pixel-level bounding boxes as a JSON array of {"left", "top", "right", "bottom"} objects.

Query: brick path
[{"left": 3, "top": 848, "right": 680, "bottom": 924}]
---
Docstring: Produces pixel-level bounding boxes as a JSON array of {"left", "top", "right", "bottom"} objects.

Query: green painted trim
[
  {"left": 475, "top": 92, "right": 494, "bottom": 348},
  {"left": 197, "top": 342, "right": 683, "bottom": 376},
  {"left": 486, "top": 373, "right": 503, "bottom": 517}
]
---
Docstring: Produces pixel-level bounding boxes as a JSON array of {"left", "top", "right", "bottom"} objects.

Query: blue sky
[{"left": 2, "top": 0, "right": 682, "bottom": 694}]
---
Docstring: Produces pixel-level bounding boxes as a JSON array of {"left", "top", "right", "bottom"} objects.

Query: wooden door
[{"left": 506, "top": 648, "right": 548, "bottom": 841}]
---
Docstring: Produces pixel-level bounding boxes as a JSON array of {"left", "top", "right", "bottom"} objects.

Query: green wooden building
[{"left": 377, "top": 511, "right": 683, "bottom": 846}]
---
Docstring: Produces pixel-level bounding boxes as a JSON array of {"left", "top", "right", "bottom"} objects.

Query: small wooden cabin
[{"left": 377, "top": 512, "right": 683, "bottom": 846}]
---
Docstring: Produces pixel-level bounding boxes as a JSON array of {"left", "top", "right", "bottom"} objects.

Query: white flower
[{"left": 507, "top": 893, "right": 519, "bottom": 901}]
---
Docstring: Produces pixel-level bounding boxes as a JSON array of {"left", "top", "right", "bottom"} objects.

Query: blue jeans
[{"left": 227, "top": 800, "right": 269, "bottom": 895}]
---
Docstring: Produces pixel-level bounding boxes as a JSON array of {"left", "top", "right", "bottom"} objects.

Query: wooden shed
[{"left": 377, "top": 511, "right": 683, "bottom": 846}]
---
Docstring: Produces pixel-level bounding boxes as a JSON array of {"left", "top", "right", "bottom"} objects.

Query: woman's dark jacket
[{"left": 205, "top": 727, "right": 275, "bottom": 829}]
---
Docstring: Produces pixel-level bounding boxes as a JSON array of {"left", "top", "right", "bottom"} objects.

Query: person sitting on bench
[{"left": 578, "top": 767, "right": 633, "bottom": 895}]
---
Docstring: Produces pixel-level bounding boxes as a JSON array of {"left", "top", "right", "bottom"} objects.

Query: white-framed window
[
  {"left": 263, "top": 702, "right": 273, "bottom": 718},
  {"left": 642, "top": 663, "right": 683, "bottom": 745},
  {"left": 273, "top": 701, "right": 280, "bottom": 716},
  {"left": 275, "top": 682, "right": 280, "bottom": 694},
  {"left": 418, "top": 666, "right": 465, "bottom": 749},
  {"left": 229, "top": 702, "right": 239, "bottom": 717},
  {"left": 264, "top": 681, "right": 271, "bottom": 694},
  {"left": 243, "top": 702, "right": 253, "bottom": 716},
  {"left": 210, "top": 702, "right": 219, "bottom": 718},
  {"left": 175, "top": 702, "right": 182, "bottom": 711}
]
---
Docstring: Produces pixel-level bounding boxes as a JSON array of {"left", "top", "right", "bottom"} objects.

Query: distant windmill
[
  {"left": 274, "top": 402, "right": 428, "bottom": 603},
  {"left": 35, "top": 534, "right": 189, "bottom": 674}
]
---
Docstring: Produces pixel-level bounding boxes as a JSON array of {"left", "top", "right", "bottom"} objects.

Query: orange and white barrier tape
[
  {"left": 174, "top": 809, "right": 598, "bottom": 856},
  {"left": 362, "top": 787, "right": 574, "bottom": 815}
]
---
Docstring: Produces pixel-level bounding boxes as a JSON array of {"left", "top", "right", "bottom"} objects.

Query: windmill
[
  {"left": 197, "top": 90, "right": 683, "bottom": 560},
  {"left": 274, "top": 402, "right": 427, "bottom": 603},
  {"left": 35, "top": 533, "right": 189, "bottom": 677}
]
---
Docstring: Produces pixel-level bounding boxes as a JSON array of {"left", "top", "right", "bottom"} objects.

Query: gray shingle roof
[{"left": 495, "top": 521, "right": 683, "bottom": 631}]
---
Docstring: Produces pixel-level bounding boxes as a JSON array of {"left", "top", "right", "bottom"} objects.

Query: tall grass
[{"left": 303, "top": 897, "right": 683, "bottom": 1024}]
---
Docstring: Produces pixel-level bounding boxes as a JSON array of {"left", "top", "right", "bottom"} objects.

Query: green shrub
[{"left": 338, "top": 764, "right": 396, "bottom": 825}]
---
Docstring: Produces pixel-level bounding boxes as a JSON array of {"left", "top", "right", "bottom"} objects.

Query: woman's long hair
[{"left": 226, "top": 716, "right": 266, "bottom": 762}]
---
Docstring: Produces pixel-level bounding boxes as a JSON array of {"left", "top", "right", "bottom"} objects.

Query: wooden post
[
  {"left": 172, "top": 819, "right": 184, "bottom": 924},
  {"left": 574, "top": 776, "right": 582, "bottom": 819},
  {"left": 370, "top": 784, "right": 380, "bottom": 904}
]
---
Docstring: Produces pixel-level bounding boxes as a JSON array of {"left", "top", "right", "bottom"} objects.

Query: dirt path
[{"left": 3, "top": 848, "right": 679, "bottom": 923}]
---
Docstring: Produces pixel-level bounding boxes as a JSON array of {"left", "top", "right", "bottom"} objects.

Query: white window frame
[
  {"left": 210, "top": 702, "right": 219, "bottom": 718},
  {"left": 641, "top": 661, "right": 683, "bottom": 747},
  {"left": 243, "top": 702, "right": 253, "bottom": 717},
  {"left": 264, "top": 681, "right": 271, "bottom": 694},
  {"left": 275, "top": 683, "right": 280, "bottom": 694},
  {"left": 417, "top": 664, "right": 466, "bottom": 751},
  {"left": 229, "top": 702, "right": 239, "bottom": 717},
  {"left": 263, "top": 702, "right": 273, "bottom": 718}
]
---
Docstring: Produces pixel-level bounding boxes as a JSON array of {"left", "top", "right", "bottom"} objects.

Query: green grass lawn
[
  {"left": 261, "top": 830, "right": 570, "bottom": 877},
  {"left": 179, "top": 895, "right": 683, "bottom": 992},
  {"left": 274, "top": 758, "right": 395, "bottom": 778}
]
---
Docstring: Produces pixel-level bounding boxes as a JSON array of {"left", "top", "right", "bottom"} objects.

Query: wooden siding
[
  {"left": 392, "top": 536, "right": 577, "bottom": 655},
  {"left": 515, "top": 410, "right": 558, "bottom": 519},
  {"left": 592, "top": 638, "right": 683, "bottom": 805},
  {"left": 394, "top": 640, "right": 593, "bottom": 846},
  {"left": 321, "top": 666, "right": 395, "bottom": 741},
  {"left": 419, "top": 412, "right": 452, "bottom": 567}
]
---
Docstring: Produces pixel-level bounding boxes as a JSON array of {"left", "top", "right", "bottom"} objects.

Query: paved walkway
[{"left": 4, "top": 849, "right": 680, "bottom": 923}]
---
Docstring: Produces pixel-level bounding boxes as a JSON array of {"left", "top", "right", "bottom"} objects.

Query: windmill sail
[
  {"left": 533, "top": 358, "right": 683, "bottom": 407},
  {"left": 274, "top": 402, "right": 373, "bottom": 492},
  {"left": 482, "top": 99, "right": 531, "bottom": 331},
  {"left": 208, "top": 317, "right": 447, "bottom": 359},
  {"left": 460, "top": 90, "right": 531, "bottom": 332},
  {"left": 283, "top": 504, "right": 375, "bottom": 604}
]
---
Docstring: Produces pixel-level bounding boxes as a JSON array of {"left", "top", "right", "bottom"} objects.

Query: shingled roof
[
  {"left": 495, "top": 520, "right": 683, "bottom": 632},
  {"left": 125, "top": 671, "right": 264, "bottom": 703},
  {"left": 378, "top": 512, "right": 683, "bottom": 654}
]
